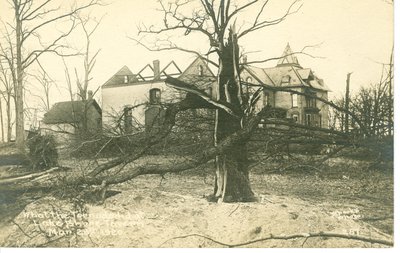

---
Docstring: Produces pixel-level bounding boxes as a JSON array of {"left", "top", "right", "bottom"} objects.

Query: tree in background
[
  {"left": 331, "top": 53, "right": 393, "bottom": 138},
  {"left": 0, "top": 37, "right": 16, "bottom": 142},
  {"left": 0, "top": 0, "right": 101, "bottom": 150}
]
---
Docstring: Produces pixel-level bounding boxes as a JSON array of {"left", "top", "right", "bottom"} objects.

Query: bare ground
[{"left": 0, "top": 151, "right": 394, "bottom": 248}]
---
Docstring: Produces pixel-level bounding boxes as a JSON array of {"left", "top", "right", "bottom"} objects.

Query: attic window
[
  {"left": 281, "top": 75, "right": 291, "bottom": 85},
  {"left": 246, "top": 77, "right": 253, "bottom": 83},
  {"left": 124, "top": 75, "right": 129, "bottom": 83},
  {"left": 198, "top": 65, "right": 204, "bottom": 76}
]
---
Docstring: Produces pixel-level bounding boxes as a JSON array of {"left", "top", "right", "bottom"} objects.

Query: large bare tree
[{"left": 135, "top": 0, "right": 302, "bottom": 202}]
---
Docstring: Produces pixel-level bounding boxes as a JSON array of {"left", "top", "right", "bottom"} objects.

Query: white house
[{"left": 101, "top": 57, "right": 215, "bottom": 134}]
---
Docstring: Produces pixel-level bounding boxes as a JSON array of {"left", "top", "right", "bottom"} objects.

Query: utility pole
[{"left": 345, "top": 72, "right": 352, "bottom": 133}]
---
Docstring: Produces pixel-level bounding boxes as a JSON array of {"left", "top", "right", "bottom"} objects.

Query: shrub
[{"left": 27, "top": 133, "right": 58, "bottom": 170}]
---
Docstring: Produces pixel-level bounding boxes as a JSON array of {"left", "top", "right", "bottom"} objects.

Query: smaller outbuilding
[{"left": 41, "top": 96, "right": 102, "bottom": 142}]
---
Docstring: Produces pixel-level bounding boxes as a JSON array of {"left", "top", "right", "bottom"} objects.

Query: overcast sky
[{"left": 0, "top": 0, "right": 394, "bottom": 122}]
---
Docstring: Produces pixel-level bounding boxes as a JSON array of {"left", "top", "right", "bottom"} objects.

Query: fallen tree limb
[
  {"left": 160, "top": 232, "right": 393, "bottom": 247},
  {"left": 0, "top": 167, "right": 70, "bottom": 185},
  {"left": 0, "top": 92, "right": 264, "bottom": 192}
]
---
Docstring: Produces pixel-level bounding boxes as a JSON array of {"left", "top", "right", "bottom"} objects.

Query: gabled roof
[
  {"left": 179, "top": 57, "right": 215, "bottom": 78},
  {"left": 102, "top": 66, "right": 137, "bottom": 87},
  {"left": 277, "top": 43, "right": 301, "bottom": 68},
  {"left": 42, "top": 100, "right": 101, "bottom": 124},
  {"left": 240, "top": 43, "right": 330, "bottom": 91},
  {"left": 115, "top": 65, "right": 134, "bottom": 76},
  {"left": 178, "top": 57, "right": 216, "bottom": 90},
  {"left": 244, "top": 65, "right": 330, "bottom": 91}
]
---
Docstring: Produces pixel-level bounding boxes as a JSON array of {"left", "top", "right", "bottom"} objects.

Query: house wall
[
  {"left": 275, "top": 88, "right": 299, "bottom": 109},
  {"left": 298, "top": 89, "right": 329, "bottom": 128},
  {"left": 102, "top": 81, "right": 181, "bottom": 130},
  {"left": 318, "top": 91, "right": 329, "bottom": 128}
]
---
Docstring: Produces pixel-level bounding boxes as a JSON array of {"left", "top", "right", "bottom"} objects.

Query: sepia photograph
[{"left": 0, "top": 0, "right": 395, "bottom": 249}]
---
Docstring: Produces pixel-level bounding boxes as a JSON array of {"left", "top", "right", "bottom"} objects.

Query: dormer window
[
  {"left": 124, "top": 75, "right": 129, "bottom": 83},
  {"left": 198, "top": 65, "right": 204, "bottom": 76},
  {"left": 281, "top": 75, "right": 291, "bottom": 85}
]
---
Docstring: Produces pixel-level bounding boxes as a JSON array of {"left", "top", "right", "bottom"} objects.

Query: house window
[
  {"left": 124, "top": 75, "right": 129, "bottom": 83},
  {"left": 281, "top": 75, "right": 291, "bottom": 85},
  {"left": 306, "top": 114, "right": 312, "bottom": 126},
  {"left": 123, "top": 107, "right": 133, "bottom": 134},
  {"left": 263, "top": 91, "right": 270, "bottom": 106},
  {"left": 198, "top": 65, "right": 204, "bottom": 76},
  {"left": 246, "top": 77, "right": 253, "bottom": 83},
  {"left": 306, "top": 96, "right": 317, "bottom": 108},
  {"left": 292, "top": 94, "right": 298, "bottom": 107},
  {"left": 292, "top": 114, "right": 299, "bottom": 123},
  {"left": 258, "top": 119, "right": 265, "bottom": 128},
  {"left": 149, "top": 88, "right": 161, "bottom": 104}
]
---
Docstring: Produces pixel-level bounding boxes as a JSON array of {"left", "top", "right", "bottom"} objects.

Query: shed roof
[{"left": 42, "top": 100, "right": 101, "bottom": 124}]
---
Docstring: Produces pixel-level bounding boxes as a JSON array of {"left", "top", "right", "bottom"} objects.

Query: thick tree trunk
[
  {"left": 213, "top": 110, "right": 255, "bottom": 202},
  {"left": 15, "top": 8, "right": 25, "bottom": 150},
  {"left": 212, "top": 33, "right": 255, "bottom": 202}
]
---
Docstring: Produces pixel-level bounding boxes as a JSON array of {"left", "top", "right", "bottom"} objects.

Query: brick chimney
[{"left": 153, "top": 60, "right": 160, "bottom": 80}]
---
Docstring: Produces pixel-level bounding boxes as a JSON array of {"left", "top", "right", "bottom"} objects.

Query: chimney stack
[
  {"left": 88, "top": 90, "right": 93, "bottom": 100},
  {"left": 153, "top": 60, "right": 160, "bottom": 80}
]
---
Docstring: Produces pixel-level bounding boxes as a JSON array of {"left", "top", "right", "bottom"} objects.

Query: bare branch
[
  {"left": 129, "top": 36, "right": 219, "bottom": 67},
  {"left": 160, "top": 232, "right": 393, "bottom": 247},
  {"left": 238, "top": 0, "right": 302, "bottom": 38},
  {"left": 21, "top": 0, "right": 101, "bottom": 42},
  {"left": 165, "top": 76, "right": 241, "bottom": 118},
  {"left": 244, "top": 43, "right": 325, "bottom": 65}
]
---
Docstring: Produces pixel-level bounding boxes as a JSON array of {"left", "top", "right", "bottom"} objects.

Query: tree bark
[
  {"left": 212, "top": 32, "right": 255, "bottom": 202},
  {"left": 15, "top": 4, "right": 25, "bottom": 150},
  {"left": 7, "top": 94, "right": 12, "bottom": 142}
]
